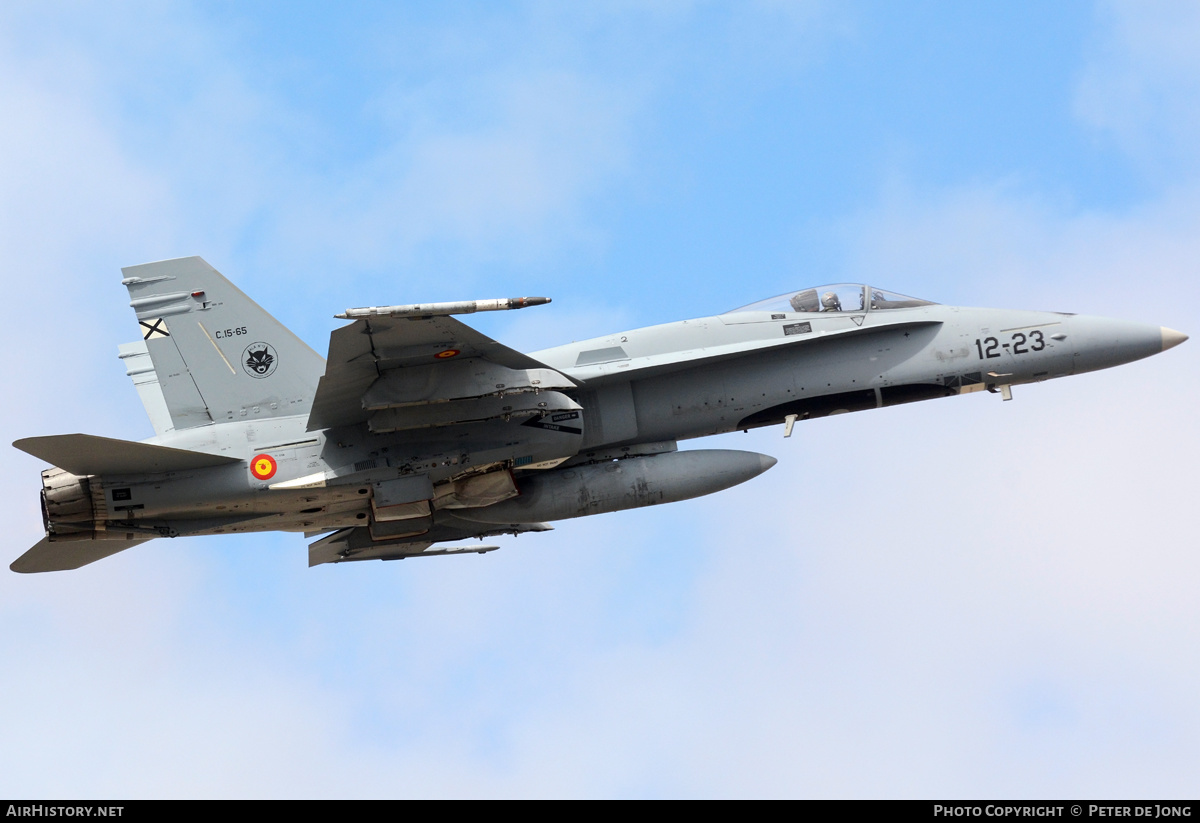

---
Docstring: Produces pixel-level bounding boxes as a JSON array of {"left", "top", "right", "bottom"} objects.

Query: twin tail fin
[{"left": 121, "top": 257, "right": 325, "bottom": 431}]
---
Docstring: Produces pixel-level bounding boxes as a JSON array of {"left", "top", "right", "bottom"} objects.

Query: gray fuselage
[{"left": 108, "top": 301, "right": 1170, "bottom": 543}]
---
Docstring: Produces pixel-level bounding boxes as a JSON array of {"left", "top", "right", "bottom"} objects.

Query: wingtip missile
[{"left": 335, "top": 297, "right": 551, "bottom": 319}]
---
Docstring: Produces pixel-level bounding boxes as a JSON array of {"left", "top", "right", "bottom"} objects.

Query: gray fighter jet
[{"left": 11, "top": 257, "right": 1188, "bottom": 572}]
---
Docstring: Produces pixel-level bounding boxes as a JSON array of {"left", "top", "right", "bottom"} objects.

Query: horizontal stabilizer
[
  {"left": 13, "top": 434, "right": 241, "bottom": 476},
  {"left": 11, "top": 536, "right": 153, "bottom": 573}
]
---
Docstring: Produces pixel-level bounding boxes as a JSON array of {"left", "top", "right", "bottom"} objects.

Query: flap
[{"left": 367, "top": 390, "right": 581, "bottom": 435}]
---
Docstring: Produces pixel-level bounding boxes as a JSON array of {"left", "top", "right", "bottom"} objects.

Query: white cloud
[
  {"left": 276, "top": 70, "right": 637, "bottom": 274},
  {"left": 1076, "top": 0, "right": 1200, "bottom": 181},
  {"left": 837, "top": 178, "right": 1200, "bottom": 332}
]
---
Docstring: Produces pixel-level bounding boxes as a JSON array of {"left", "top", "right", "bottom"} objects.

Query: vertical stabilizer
[
  {"left": 121, "top": 257, "right": 325, "bottom": 430},
  {"left": 117, "top": 341, "right": 173, "bottom": 435}
]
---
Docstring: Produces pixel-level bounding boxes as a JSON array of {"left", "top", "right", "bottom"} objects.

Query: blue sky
[{"left": 1, "top": 1, "right": 1198, "bottom": 798}]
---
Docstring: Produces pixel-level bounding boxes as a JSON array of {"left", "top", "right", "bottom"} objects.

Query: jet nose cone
[
  {"left": 1161, "top": 327, "right": 1189, "bottom": 352},
  {"left": 759, "top": 454, "right": 779, "bottom": 473}
]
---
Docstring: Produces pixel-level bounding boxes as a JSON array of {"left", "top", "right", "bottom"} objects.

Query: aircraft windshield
[{"left": 729, "top": 285, "right": 935, "bottom": 314}]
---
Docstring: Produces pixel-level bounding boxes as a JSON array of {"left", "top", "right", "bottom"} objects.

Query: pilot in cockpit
[{"left": 820, "top": 292, "right": 842, "bottom": 312}]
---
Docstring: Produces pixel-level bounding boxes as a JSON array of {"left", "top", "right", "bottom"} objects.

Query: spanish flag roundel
[{"left": 250, "top": 454, "right": 277, "bottom": 480}]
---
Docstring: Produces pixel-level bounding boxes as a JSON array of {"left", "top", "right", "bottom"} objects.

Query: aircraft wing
[{"left": 307, "top": 315, "right": 576, "bottom": 432}]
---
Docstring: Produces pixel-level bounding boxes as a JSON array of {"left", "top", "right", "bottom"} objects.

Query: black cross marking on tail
[{"left": 140, "top": 319, "right": 169, "bottom": 340}]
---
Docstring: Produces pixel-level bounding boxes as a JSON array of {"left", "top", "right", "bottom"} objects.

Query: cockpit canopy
[{"left": 729, "top": 284, "right": 935, "bottom": 315}]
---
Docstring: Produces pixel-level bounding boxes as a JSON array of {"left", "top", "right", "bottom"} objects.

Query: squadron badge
[{"left": 242, "top": 342, "right": 278, "bottom": 378}]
